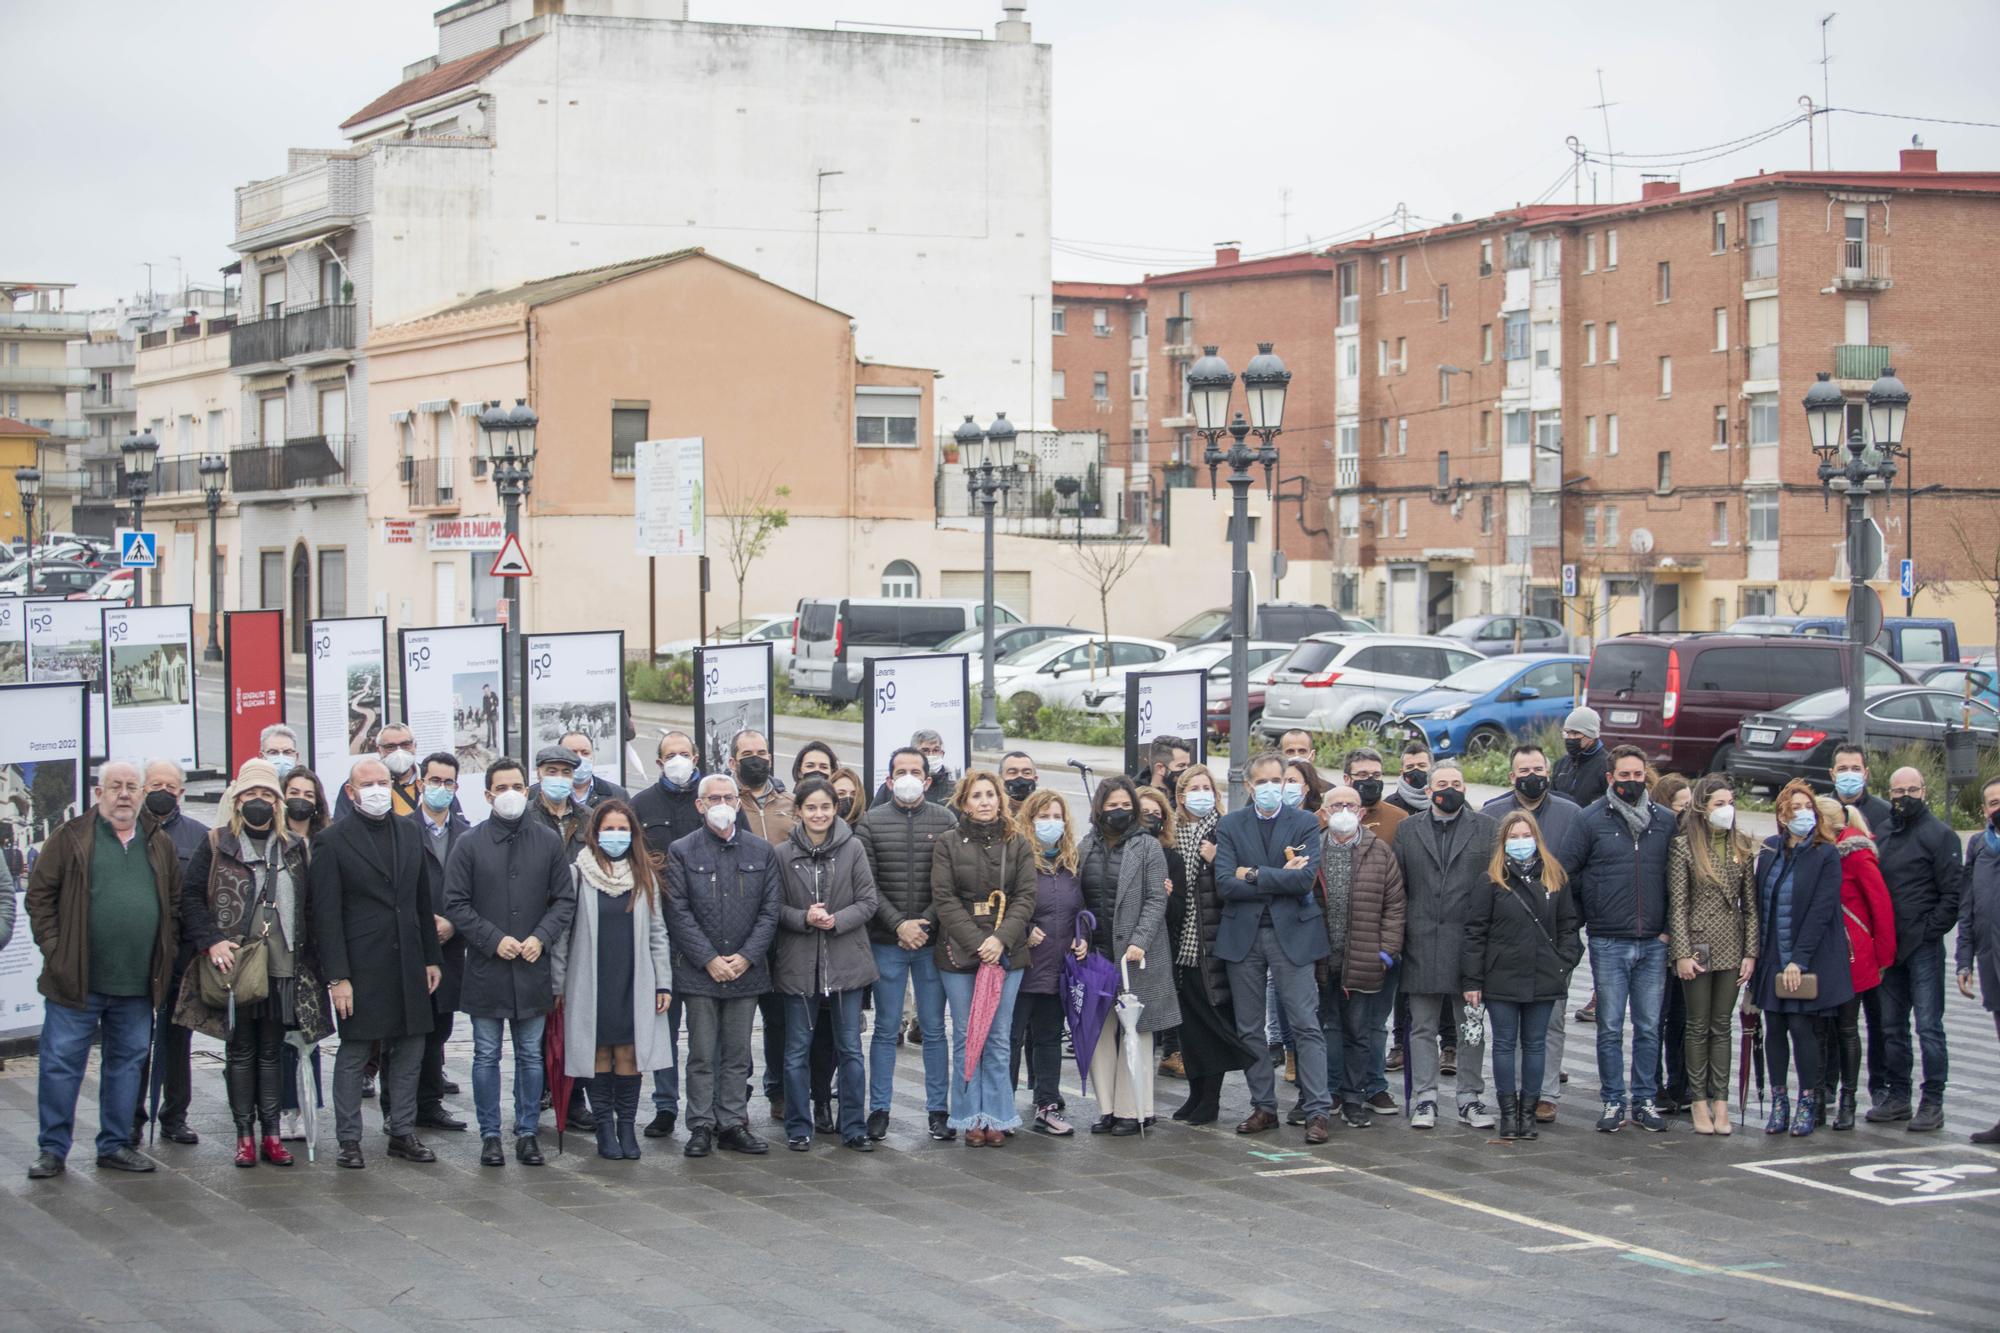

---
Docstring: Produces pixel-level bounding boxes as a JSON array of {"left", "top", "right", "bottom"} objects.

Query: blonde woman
[
  {"left": 1010, "top": 788, "right": 1085, "bottom": 1135},
  {"left": 1165, "top": 764, "right": 1250, "bottom": 1124},
  {"left": 1752, "top": 780, "right": 1852, "bottom": 1136},
  {"left": 1461, "top": 810, "right": 1581, "bottom": 1141},
  {"left": 1666, "top": 775, "right": 1759, "bottom": 1134}
]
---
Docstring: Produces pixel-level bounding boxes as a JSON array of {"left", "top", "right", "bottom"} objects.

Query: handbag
[
  {"left": 944, "top": 831, "right": 1013, "bottom": 969},
  {"left": 1777, "top": 970, "right": 1819, "bottom": 1000},
  {"left": 196, "top": 850, "right": 277, "bottom": 1011},
  {"left": 1692, "top": 942, "right": 1713, "bottom": 972}
]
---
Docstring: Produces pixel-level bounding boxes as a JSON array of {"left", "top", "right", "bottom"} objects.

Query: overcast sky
[{"left": 8, "top": 0, "right": 1999, "bottom": 306}]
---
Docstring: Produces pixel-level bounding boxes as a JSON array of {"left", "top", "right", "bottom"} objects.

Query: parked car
[
  {"left": 1436, "top": 614, "right": 1569, "bottom": 657},
  {"left": 1206, "top": 655, "right": 1287, "bottom": 741},
  {"left": 75, "top": 569, "right": 134, "bottom": 601},
  {"left": 0, "top": 560, "right": 103, "bottom": 598},
  {"left": 656, "top": 612, "right": 790, "bottom": 660},
  {"left": 1919, "top": 658, "right": 1999, "bottom": 710},
  {"left": 933, "top": 622, "right": 1077, "bottom": 661},
  {"left": 1257, "top": 634, "right": 1484, "bottom": 739},
  {"left": 1583, "top": 632, "right": 1915, "bottom": 776},
  {"left": 1163, "top": 601, "right": 1372, "bottom": 649},
  {"left": 1078, "top": 640, "right": 1292, "bottom": 716},
  {"left": 991, "top": 633, "right": 1174, "bottom": 712},
  {"left": 789, "top": 596, "right": 1022, "bottom": 703},
  {"left": 1382, "top": 653, "right": 1587, "bottom": 759},
  {"left": 1727, "top": 685, "right": 2000, "bottom": 792},
  {"left": 1725, "top": 614, "right": 1960, "bottom": 665}
]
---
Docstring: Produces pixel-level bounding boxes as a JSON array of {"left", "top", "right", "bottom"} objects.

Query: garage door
[{"left": 940, "top": 570, "right": 1031, "bottom": 619}]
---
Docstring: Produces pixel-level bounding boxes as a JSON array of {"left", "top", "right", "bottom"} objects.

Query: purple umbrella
[{"left": 1060, "top": 910, "right": 1119, "bottom": 1094}]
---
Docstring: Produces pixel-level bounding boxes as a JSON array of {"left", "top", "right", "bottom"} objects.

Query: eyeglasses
[
  {"left": 703, "top": 793, "right": 742, "bottom": 806},
  {"left": 1887, "top": 784, "right": 1924, "bottom": 797},
  {"left": 1325, "top": 801, "right": 1361, "bottom": 813},
  {"left": 378, "top": 739, "right": 416, "bottom": 753}
]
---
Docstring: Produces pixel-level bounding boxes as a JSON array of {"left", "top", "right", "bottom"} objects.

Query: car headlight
[{"left": 1430, "top": 704, "right": 1467, "bottom": 720}]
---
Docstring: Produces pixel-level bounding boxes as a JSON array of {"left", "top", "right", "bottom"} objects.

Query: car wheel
[
  {"left": 1706, "top": 742, "right": 1734, "bottom": 776},
  {"left": 1007, "top": 691, "right": 1042, "bottom": 713},
  {"left": 1463, "top": 725, "right": 1506, "bottom": 757},
  {"left": 1347, "top": 713, "right": 1383, "bottom": 739}
]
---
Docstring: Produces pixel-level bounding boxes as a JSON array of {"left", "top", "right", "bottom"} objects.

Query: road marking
[
  {"left": 1255, "top": 1165, "right": 1345, "bottom": 1177},
  {"left": 1061, "top": 1256, "right": 1127, "bottom": 1277},
  {"left": 1520, "top": 1240, "right": 1617, "bottom": 1254},
  {"left": 1736, "top": 1144, "right": 2000, "bottom": 1207}
]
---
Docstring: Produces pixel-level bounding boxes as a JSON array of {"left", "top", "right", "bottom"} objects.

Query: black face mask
[
  {"left": 240, "top": 798, "right": 275, "bottom": 829},
  {"left": 143, "top": 790, "right": 178, "bottom": 818},
  {"left": 1989, "top": 809, "right": 2000, "bottom": 834},
  {"left": 285, "top": 796, "right": 319, "bottom": 824},
  {"left": 737, "top": 756, "right": 772, "bottom": 789},
  {"left": 1431, "top": 788, "right": 1465, "bottom": 815},
  {"left": 1004, "top": 777, "right": 1036, "bottom": 803},
  {"left": 1565, "top": 736, "right": 1589, "bottom": 758},
  {"left": 1612, "top": 778, "right": 1646, "bottom": 805},
  {"left": 1140, "top": 813, "right": 1165, "bottom": 836},
  {"left": 1102, "top": 807, "right": 1135, "bottom": 835},
  {"left": 1890, "top": 794, "right": 1926, "bottom": 827},
  {"left": 1402, "top": 768, "right": 1430, "bottom": 790},
  {"left": 1513, "top": 773, "right": 1550, "bottom": 802},
  {"left": 1353, "top": 777, "right": 1383, "bottom": 807}
]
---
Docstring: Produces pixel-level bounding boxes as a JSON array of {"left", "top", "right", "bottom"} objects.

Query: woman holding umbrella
[
  {"left": 1752, "top": 780, "right": 1853, "bottom": 1136},
  {"left": 932, "top": 770, "right": 1036, "bottom": 1145},
  {"left": 1166, "top": 765, "right": 1248, "bottom": 1124},
  {"left": 1077, "top": 777, "right": 1178, "bottom": 1136},
  {"left": 1010, "top": 788, "right": 1085, "bottom": 1136}
]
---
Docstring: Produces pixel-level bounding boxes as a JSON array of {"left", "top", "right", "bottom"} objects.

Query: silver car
[{"left": 1257, "top": 633, "right": 1484, "bottom": 739}]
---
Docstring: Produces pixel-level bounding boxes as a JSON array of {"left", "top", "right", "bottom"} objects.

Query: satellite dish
[{"left": 1630, "top": 528, "right": 1655, "bottom": 555}]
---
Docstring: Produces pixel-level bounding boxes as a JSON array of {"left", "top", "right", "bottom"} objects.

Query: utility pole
[
  {"left": 1820, "top": 13, "right": 1837, "bottom": 169},
  {"left": 1279, "top": 187, "right": 1292, "bottom": 250},
  {"left": 811, "top": 169, "right": 844, "bottom": 301}
]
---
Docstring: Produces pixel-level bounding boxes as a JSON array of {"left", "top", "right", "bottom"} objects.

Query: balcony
[
  {"left": 1334, "top": 455, "right": 1360, "bottom": 489},
  {"left": 0, "top": 364, "right": 91, "bottom": 390},
  {"left": 1163, "top": 316, "right": 1195, "bottom": 354},
  {"left": 149, "top": 456, "right": 214, "bottom": 498},
  {"left": 234, "top": 154, "right": 364, "bottom": 250},
  {"left": 24, "top": 417, "right": 89, "bottom": 439},
  {"left": 1338, "top": 294, "right": 1359, "bottom": 327},
  {"left": 82, "top": 386, "right": 137, "bottom": 415},
  {"left": 79, "top": 339, "right": 134, "bottom": 369},
  {"left": 0, "top": 309, "right": 89, "bottom": 336},
  {"left": 230, "top": 434, "right": 354, "bottom": 494},
  {"left": 401, "top": 456, "right": 457, "bottom": 509},
  {"left": 1834, "top": 240, "right": 1891, "bottom": 292},
  {"left": 1834, "top": 343, "right": 1891, "bottom": 383},
  {"left": 229, "top": 303, "right": 355, "bottom": 371}
]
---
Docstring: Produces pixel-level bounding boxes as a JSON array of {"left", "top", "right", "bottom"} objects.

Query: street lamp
[
  {"left": 1192, "top": 343, "right": 1289, "bottom": 808},
  {"left": 199, "top": 454, "right": 228, "bottom": 661},
  {"left": 963, "top": 411, "right": 1019, "bottom": 752},
  {"left": 1804, "top": 367, "right": 1908, "bottom": 756},
  {"left": 14, "top": 466, "right": 39, "bottom": 595},
  {"left": 478, "top": 398, "right": 539, "bottom": 701},
  {"left": 120, "top": 428, "right": 159, "bottom": 606}
]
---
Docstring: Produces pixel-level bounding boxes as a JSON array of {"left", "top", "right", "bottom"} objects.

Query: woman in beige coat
[{"left": 1665, "top": 775, "right": 1759, "bottom": 1135}]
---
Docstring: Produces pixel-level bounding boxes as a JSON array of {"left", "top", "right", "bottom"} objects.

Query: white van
[{"left": 789, "top": 597, "right": 1022, "bottom": 703}]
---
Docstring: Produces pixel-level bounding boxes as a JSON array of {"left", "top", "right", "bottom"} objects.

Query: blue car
[{"left": 1381, "top": 653, "right": 1587, "bottom": 759}]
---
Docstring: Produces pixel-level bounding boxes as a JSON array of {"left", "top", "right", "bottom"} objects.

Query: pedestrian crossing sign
[{"left": 119, "top": 529, "right": 158, "bottom": 568}]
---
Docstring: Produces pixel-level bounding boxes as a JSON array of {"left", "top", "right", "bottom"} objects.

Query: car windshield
[
  {"left": 713, "top": 617, "right": 769, "bottom": 639},
  {"left": 85, "top": 573, "right": 127, "bottom": 597},
  {"left": 999, "top": 636, "right": 1084, "bottom": 668},
  {"left": 1437, "top": 618, "right": 1489, "bottom": 638},
  {"left": 1435, "top": 657, "right": 1529, "bottom": 694},
  {"left": 1165, "top": 608, "right": 1229, "bottom": 641},
  {"left": 1155, "top": 644, "right": 1229, "bottom": 673}
]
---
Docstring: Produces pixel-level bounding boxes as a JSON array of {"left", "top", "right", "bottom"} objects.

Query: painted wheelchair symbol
[{"left": 1849, "top": 1162, "right": 1998, "bottom": 1194}]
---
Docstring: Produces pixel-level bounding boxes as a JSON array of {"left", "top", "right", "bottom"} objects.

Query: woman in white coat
[{"left": 552, "top": 799, "right": 674, "bottom": 1160}]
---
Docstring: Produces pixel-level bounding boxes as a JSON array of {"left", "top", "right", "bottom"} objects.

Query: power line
[
  {"left": 1830, "top": 105, "right": 2000, "bottom": 131},
  {"left": 1574, "top": 112, "right": 1812, "bottom": 163}
]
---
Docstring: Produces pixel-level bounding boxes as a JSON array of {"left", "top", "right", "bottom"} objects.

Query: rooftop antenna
[
  {"left": 1591, "top": 69, "right": 1619, "bottom": 201},
  {"left": 1279, "top": 187, "right": 1292, "bottom": 250},
  {"left": 1820, "top": 13, "right": 1837, "bottom": 169},
  {"left": 811, "top": 168, "right": 844, "bottom": 301}
]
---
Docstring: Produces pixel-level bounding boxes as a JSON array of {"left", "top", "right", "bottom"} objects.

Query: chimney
[
  {"left": 1901, "top": 146, "right": 1939, "bottom": 173},
  {"left": 1639, "top": 178, "right": 1681, "bottom": 202},
  {"left": 996, "top": 4, "right": 1031, "bottom": 41},
  {"left": 1214, "top": 241, "right": 1241, "bottom": 266}
]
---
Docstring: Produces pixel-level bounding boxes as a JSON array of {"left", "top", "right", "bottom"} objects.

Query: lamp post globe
[
  {"left": 1866, "top": 366, "right": 1910, "bottom": 453},
  {"left": 1802, "top": 371, "right": 1846, "bottom": 459},
  {"left": 1241, "top": 342, "right": 1292, "bottom": 434}
]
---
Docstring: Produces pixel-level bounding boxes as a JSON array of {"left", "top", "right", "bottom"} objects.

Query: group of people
[{"left": 20, "top": 702, "right": 2000, "bottom": 1180}]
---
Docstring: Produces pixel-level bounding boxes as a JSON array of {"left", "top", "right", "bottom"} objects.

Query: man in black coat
[
  {"left": 442, "top": 757, "right": 576, "bottom": 1166},
  {"left": 1384, "top": 739, "right": 1434, "bottom": 816},
  {"left": 404, "top": 751, "right": 472, "bottom": 1133},
  {"left": 1868, "top": 766, "right": 1964, "bottom": 1130},
  {"left": 560, "top": 729, "right": 628, "bottom": 805},
  {"left": 133, "top": 759, "right": 209, "bottom": 1146},
  {"left": 632, "top": 729, "right": 704, "bottom": 1137},
  {"left": 1551, "top": 707, "right": 1610, "bottom": 806},
  {"left": 312, "top": 758, "right": 444, "bottom": 1169}
]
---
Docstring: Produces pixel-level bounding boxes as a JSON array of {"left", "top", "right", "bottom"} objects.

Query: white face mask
[
  {"left": 1327, "top": 809, "right": 1360, "bottom": 836},
  {"left": 704, "top": 802, "right": 737, "bottom": 833},
  {"left": 491, "top": 789, "right": 528, "bottom": 821},
  {"left": 355, "top": 785, "right": 394, "bottom": 818},
  {"left": 662, "top": 754, "right": 696, "bottom": 786},
  {"left": 1707, "top": 803, "right": 1735, "bottom": 831},
  {"left": 382, "top": 749, "right": 416, "bottom": 777},
  {"left": 891, "top": 773, "right": 926, "bottom": 805}
]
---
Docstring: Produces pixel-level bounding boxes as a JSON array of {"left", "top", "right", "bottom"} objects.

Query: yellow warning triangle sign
[{"left": 489, "top": 533, "right": 532, "bottom": 578}]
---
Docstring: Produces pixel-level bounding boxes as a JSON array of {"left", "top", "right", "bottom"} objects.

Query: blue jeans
[
  {"left": 784, "top": 990, "right": 865, "bottom": 1141},
  {"left": 470, "top": 1014, "right": 547, "bottom": 1139},
  {"left": 1488, "top": 998, "right": 1555, "bottom": 1100},
  {"left": 869, "top": 942, "right": 949, "bottom": 1114},
  {"left": 1587, "top": 935, "right": 1666, "bottom": 1107},
  {"left": 1363, "top": 970, "right": 1400, "bottom": 1099},
  {"left": 650, "top": 995, "right": 685, "bottom": 1114},
  {"left": 939, "top": 965, "right": 1024, "bottom": 1132},
  {"left": 1876, "top": 941, "right": 1949, "bottom": 1101},
  {"left": 1319, "top": 980, "right": 1375, "bottom": 1106},
  {"left": 38, "top": 992, "right": 153, "bottom": 1159}
]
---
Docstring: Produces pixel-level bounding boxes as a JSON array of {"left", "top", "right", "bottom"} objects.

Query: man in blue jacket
[
  {"left": 1559, "top": 744, "right": 1676, "bottom": 1134},
  {"left": 1214, "top": 751, "right": 1331, "bottom": 1143}
]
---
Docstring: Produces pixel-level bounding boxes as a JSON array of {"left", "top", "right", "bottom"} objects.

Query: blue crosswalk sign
[
  {"left": 1899, "top": 558, "right": 1915, "bottom": 599},
  {"left": 119, "top": 529, "right": 157, "bottom": 568}
]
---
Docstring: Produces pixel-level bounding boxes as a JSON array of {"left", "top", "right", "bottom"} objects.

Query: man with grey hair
[
  {"left": 132, "top": 757, "right": 209, "bottom": 1146},
  {"left": 26, "top": 759, "right": 182, "bottom": 1178},
  {"left": 728, "top": 729, "right": 794, "bottom": 1117},
  {"left": 259, "top": 724, "right": 301, "bottom": 780}
]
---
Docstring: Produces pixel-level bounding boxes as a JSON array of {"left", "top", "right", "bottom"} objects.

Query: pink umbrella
[{"left": 961, "top": 891, "right": 1010, "bottom": 1082}]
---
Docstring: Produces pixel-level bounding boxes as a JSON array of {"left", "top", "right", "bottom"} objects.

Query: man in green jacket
[{"left": 25, "top": 759, "right": 182, "bottom": 1179}]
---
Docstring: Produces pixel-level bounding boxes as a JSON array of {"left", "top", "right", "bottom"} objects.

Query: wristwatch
[{"left": 1245, "top": 867, "right": 1261, "bottom": 884}]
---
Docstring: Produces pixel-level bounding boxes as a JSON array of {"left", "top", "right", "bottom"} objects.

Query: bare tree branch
[
  {"left": 709, "top": 465, "right": 791, "bottom": 633},
  {"left": 1066, "top": 537, "right": 1147, "bottom": 678}
]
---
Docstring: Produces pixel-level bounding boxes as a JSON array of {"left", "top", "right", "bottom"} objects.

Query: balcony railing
[
  {"left": 1334, "top": 455, "right": 1360, "bottom": 489},
  {"left": 1835, "top": 343, "right": 1890, "bottom": 382},
  {"left": 402, "top": 456, "right": 457, "bottom": 508},
  {"left": 228, "top": 303, "right": 356, "bottom": 367},
  {"left": 24, "top": 417, "right": 89, "bottom": 439},
  {"left": 235, "top": 155, "right": 363, "bottom": 248},
  {"left": 150, "top": 456, "right": 214, "bottom": 497},
  {"left": 138, "top": 330, "right": 169, "bottom": 350},
  {"left": 0, "top": 365, "right": 91, "bottom": 389},
  {"left": 1834, "top": 241, "right": 1891, "bottom": 290},
  {"left": 230, "top": 434, "right": 352, "bottom": 493},
  {"left": 82, "top": 386, "right": 137, "bottom": 414},
  {"left": 0, "top": 309, "right": 90, "bottom": 335}
]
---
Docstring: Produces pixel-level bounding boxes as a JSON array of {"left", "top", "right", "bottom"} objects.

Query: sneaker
[
  {"left": 1409, "top": 1102, "right": 1437, "bottom": 1130},
  {"left": 1457, "top": 1101, "right": 1496, "bottom": 1129},
  {"left": 1534, "top": 1099, "right": 1558, "bottom": 1124},
  {"left": 1631, "top": 1100, "right": 1668, "bottom": 1133},
  {"left": 1285, "top": 1102, "right": 1307, "bottom": 1127},
  {"left": 1339, "top": 1102, "right": 1373, "bottom": 1129},
  {"left": 1595, "top": 1101, "right": 1626, "bottom": 1133},
  {"left": 1366, "top": 1090, "right": 1398, "bottom": 1114},
  {"left": 644, "top": 1110, "right": 678, "bottom": 1139},
  {"left": 280, "top": 1109, "right": 306, "bottom": 1142},
  {"left": 1033, "top": 1105, "right": 1075, "bottom": 1137},
  {"left": 866, "top": 1109, "right": 890, "bottom": 1141},
  {"left": 926, "top": 1110, "right": 956, "bottom": 1142}
]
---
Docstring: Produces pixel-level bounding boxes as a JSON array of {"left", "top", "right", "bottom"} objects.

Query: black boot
[
  {"left": 1832, "top": 1088, "right": 1857, "bottom": 1131},
  {"left": 1185, "top": 1075, "right": 1222, "bottom": 1125},
  {"left": 224, "top": 1036, "right": 258, "bottom": 1142},
  {"left": 1497, "top": 1094, "right": 1521, "bottom": 1140},
  {"left": 614, "top": 1074, "right": 643, "bottom": 1160},
  {"left": 589, "top": 1073, "right": 619, "bottom": 1159},
  {"left": 1516, "top": 1096, "right": 1538, "bottom": 1140}
]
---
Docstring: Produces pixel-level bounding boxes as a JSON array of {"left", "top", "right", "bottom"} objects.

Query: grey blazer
[
  {"left": 1108, "top": 834, "right": 1179, "bottom": 1034},
  {"left": 552, "top": 864, "right": 676, "bottom": 1077}
]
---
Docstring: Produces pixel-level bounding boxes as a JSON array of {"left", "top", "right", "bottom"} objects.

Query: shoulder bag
[{"left": 196, "top": 845, "right": 277, "bottom": 1011}]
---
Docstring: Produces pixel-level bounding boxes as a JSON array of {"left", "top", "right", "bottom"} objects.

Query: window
[
  {"left": 1747, "top": 297, "right": 1778, "bottom": 380},
  {"left": 1479, "top": 493, "right": 1493, "bottom": 534},
  {"left": 1438, "top": 284, "right": 1451, "bottom": 320},
  {"left": 1051, "top": 370, "right": 1065, "bottom": 400},
  {"left": 1586, "top": 415, "right": 1598, "bottom": 455},
  {"left": 1439, "top": 367, "right": 1452, "bottom": 404},
  {"left": 1130, "top": 367, "right": 1145, "bottom": 399},
  {"left": 1748, "top": 489, "right": 1779, "bottom": 543},
  {"left": 1606, "top": 321, "right": 1619, "bottom": 361},
  {"left": 881, "top": 560, "right": 920, "bottom": 598},
  {"left": 1714, "top": 307, "right": 1728, "bottom": 352},
  {"left": 1397, "top": 418, "right": 1408, "bottom": 455},
  {"left": 1503, "top": 410, "right": 1529, "bottom": 446},
  {"left": 1480, "top": 239, "right": 1494, "bottom": 273},
  {"left": 1659, "top": 356, "right": 1672, "bottom": 396},
  {"left": 1479, "top": 410, "right": 1493, "bottom": 451},
  {"left": 1091, "top": 372, "right": 1109, "bottom": 401},
  {"left": 1532, "top": 236, "right": 1560, "bottom": 279},
  {"left": 1714, "top": 405, "right": 1729, "bottom": 448},
  {"left": 1713, "top": 209, "right": 1728, "bottom": 254},
  {"left": 1337, "top": 262, "right": 1358, "bottom": 324},
  {"left": 1395, "top": 337, "right": 1407, "bottom": 371},
  {"left": 1657, "top": 261, "right": 1672, "bottom": 302},
  {"left": 1583, "top": 506, "right": 1599, "bottom": 547},
  {"left": 1605, "top": 228, "right": 1619, "bottom": 269},
  {"left": 1338, "top": 494, "right": 1360, "bottom": 536},
  {"left": 1397, "top": 498, "right": 1408, "bottom": 535},
  {"left": 1397, "top": 255, "right": 1408, "bottom": 291},
  {"left": 318, "top": 549, "right": 347, "bottom": 619},
  {"left": 1379, "top": 419, "right": 1392, "bottom": 456},
  {"left": 1436, "top": 451, "right": 1451, "bottom": 489},
  {"left": 1178, "top": 290, "right": 1192, "bottom": 317},
  {"left": 1378, "top": 258, "right": 1391, "bottom": 293},
  {"left": 259, "top": 551, "right": 284, "bottom": 609},
  {"left": 1092, "top": 307, "right": 1109, "bottom": 336},
  {"left": 1584, "top": 233, "right": 1598, "bottom": 273},
  {"left": 1741, "top": 586, "right": 1776, "bottom": 617},
  {"left": 1607, "top": 413, "right": 1620, "bottom": 456},
  {"left": 1132, "top": 309, "right": 1147, "bottom": 338},
  {"left": 1505, "top": 232, "right": 1529, "bottom": 269},
  {"left": 1481, "top": 323, "right": 1493, "bottom": 362},
  {"left": 1583, "top": 322, "right": 1597, "bottom": 365},
  {"left": 1746, "top": 200, "right": 1777, "bottom": 278},
  {"left": 1749, "top": 391, "right": 1779, "bottom": 446},
  {"left": 854, "top": 389, "right": 919, "bottom": 447},
  {"left": 1603, "top": 504, "right": 1620, "bottom": 547},
  {"left": 1342, "top": 341, "right": 1358, "bottom": 376},
  {"left": 1656, "top": 451, "right": 1673, "bottom": 492},
  {"left": 1535, "top": 412, "right": 1562, "bottom": 458},
  {"left": 320, "top": 256, "right": 343, "bottom": 303},
  {"left": 610, "top": 404, "right": 649, "bottom": 475},
  {"left": 1051, "top": 306, "right": 1066, "bottom": 335},
  {"left": 1377, "top": 339, "right": 1390, "bottom": 374},
  {"left": 1503, "top": 311, "right": 1529, "bottom": 360},
  {"left": 1131, "top": 427, "right": 1148, "bottom": 463},
  {"left": 1711, "top": 501, "right": 1729, "bottom": 545},
  {"left": 1336, "top": 424, "right": 1359, "bottom": 486},
  {"left": 1533, "top": 322, "right": 1554, "bottom": 369}
]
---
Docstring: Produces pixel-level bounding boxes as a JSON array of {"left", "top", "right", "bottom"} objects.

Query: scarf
[
  {"left": 1396, "top": 775, "right": 1429, "bottom": 808},
  {"left": 1173, "top": 810, "right": 1218, "bottom": 966},
  {"left": 578, "top": 852, "right": 635, "bottom": 899},
  {"left": 1611, "top": 789, "right": 1654, "bottom": 838}
]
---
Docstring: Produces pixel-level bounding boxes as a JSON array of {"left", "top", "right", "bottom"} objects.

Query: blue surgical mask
[
  {"left": 1032, "top": 817, "right": 1066, "bottom": 849},
  {"left": 422, "top": 783, "right": 454, "bottom": 811},
  {"left": 1833, "top": 772, "right": 1865, "bottom": 799},
  {"left": 266, "top": 753, "right": 297, "bottom": 780},
  {"left": 1281, "top": 781, "right": 1306, "bottom": 808},
  {"left": 1252, "top": 782, "right": 1283, "bottom": 814},
  {"left": 1504, "top": 836, "right": 1537, "bottom": 863},
  {"left": 542, "top": 774, "right": 575, "bottom": 803},
  {"left": 572, "top": 758, "right": 593, "bottom": 789},
  {"left": 598, "top": 828, "right": 632, "bottom": 859},
  {"left": 1184, "top": 789, "right": 1216, "bottom": 817},
  {"left": 1787, "top": 810, "right": 1819, "bottom": 839}
]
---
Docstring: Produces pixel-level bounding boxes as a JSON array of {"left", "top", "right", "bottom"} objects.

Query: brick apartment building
[{"left": 1052, "top": 146, "right": 2000, "bottom": 643}]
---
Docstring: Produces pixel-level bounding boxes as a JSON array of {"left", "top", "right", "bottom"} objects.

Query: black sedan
[{"left": 1727, "top": 685, "right": 1999, "bottom": 792}]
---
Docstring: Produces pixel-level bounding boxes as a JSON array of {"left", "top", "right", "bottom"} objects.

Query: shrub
[{"left": 625, "top": 655, "right": 693, "bottom": 706}]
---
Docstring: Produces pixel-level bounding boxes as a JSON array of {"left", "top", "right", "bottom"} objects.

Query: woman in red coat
[{"left": 1817, "top": 796, "right": 1897, "bottom": 1131}]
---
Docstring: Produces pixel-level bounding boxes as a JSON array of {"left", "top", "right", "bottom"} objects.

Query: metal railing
[
  {"left": 1835, "top": 343, "right": 1890, "bottom": 381},
  {"left": 138, "top": 330, "right": 169, "bottom": 350},
  {"left": 227, "top": 304, "right": 355, "bottom": 367},
  {"left": 82, "top": 386, "right": 137, "bottom": 412},
  {"left": 230, "top": 434, "right": 352, "bottom": 493},
  {"left": 0, "top": 365, "right": 91, "bottom": 388},
  {"left": 1835, "top": 241, "right": 1891, "bottom": 287},
  {"left": 0, "top": 309, "right": 90, "bottom": 334},
  {"left": 150, "top": 456, "right": 212, "bottom": 497}
]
